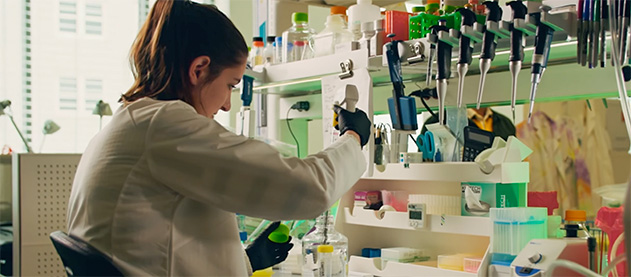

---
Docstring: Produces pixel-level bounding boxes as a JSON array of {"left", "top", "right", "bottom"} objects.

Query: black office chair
[{"left": 49, "top": 231, "right": 124, "bottom": 277}]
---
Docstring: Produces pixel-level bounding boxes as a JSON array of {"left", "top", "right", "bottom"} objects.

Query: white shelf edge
[
  {"left": 348, "top": 256, "right": 477, "bottom": 277},
  {"left": 344, "top": 207, "right": 491, "bottom": 237},
  {"left": 262, "top": 48, "right": 370, "bottom": 84},
  {"left": 364, "top": 162, "right": 529, "bottom": 184}
]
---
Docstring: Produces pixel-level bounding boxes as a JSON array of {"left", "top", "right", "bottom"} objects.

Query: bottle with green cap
[
  {"left": 301, "top": 210, "right": 348, "bottom": 277},
  {"left": 281, "top": 12, "right": 316, "bottom": 63}
]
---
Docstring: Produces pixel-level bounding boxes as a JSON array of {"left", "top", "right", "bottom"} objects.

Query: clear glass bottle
[
  {"left": 282, "top": 12, "right": 316, "bottom": 63},
  {"left": 248, "top": 37, "right": 265, "bottom": 66},
  {"left": 264, "top": 36, "right": 276, "bottom": 64},
  {"left": 302, "top": 211, "right": 348, "bottom": 277}
]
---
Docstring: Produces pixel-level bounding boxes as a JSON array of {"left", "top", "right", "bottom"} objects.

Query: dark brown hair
[{"left": 121, "top": 0, "right": 248, "bottom": 104}]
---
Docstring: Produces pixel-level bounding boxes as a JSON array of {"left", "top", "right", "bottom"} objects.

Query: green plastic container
[{"left": 461, "top": 182, "right": 527, "bottom": 217}]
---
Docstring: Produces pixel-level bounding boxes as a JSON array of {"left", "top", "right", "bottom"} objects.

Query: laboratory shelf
[
  {"left": 343, "top": 207, "right": 491, "bottom": 237},
  {"left": 241, "top": 39, "right": 627, "bottom": 115},
  {"left": 364, "top": 162, "right": 529, "bottom": 184},
  {"left": 348, "top": 256, "right": 477, "bottom": 277}
]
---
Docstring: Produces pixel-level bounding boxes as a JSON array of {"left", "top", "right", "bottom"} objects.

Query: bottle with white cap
[{"left": 347, "top": 0, "right": 381, "bottom": 41}]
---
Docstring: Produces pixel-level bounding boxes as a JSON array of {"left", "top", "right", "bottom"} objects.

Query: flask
[
  {"left": 313, "top": 14, "right": 354, "bottom": 57},
  {"left": 301, "top": 211, "right": 348, "bottom": 277},
  {"left": 347, "top": 0, "right": 381, "bottom": 41},
  {"left": 282, "top": 12, "right": 316, "bottom": 63}
]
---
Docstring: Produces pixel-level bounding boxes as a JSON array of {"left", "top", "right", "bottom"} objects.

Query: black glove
[
  {"left": 245, "top": 221, "right": 294, "bottom": 271},
  {"left": 333, "top": 105, "right": 372, "bottom": 147}
]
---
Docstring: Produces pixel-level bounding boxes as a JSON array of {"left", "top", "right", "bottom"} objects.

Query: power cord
[{"left": 286, "top": 101, "right": 310, "bottom": 158}]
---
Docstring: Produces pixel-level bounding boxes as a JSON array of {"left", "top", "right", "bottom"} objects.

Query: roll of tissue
[{"left": 376, "top": 205, "right": 396, "bottom": 219}]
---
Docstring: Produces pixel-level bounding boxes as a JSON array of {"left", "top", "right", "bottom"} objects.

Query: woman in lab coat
[{"left": 66, "top": 0, "right": 371, "bottom": 276}]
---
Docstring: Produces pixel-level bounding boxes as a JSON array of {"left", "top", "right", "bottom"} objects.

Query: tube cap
[
  {"left": 266, "top": 36, "right": 276, "bottom": 43},
  {"left": 317, "top": 245, "right": 334, "bottom": 253},
  {"left": 331, "top": 6, "right": 347, "bottom": 15},
  {"left": 292, "top": 12, "right": 308, "bottom": 23},
  {"left": 565, "top": 210, "right": 587, "bottom": 222},
  {"left": 267, "top": 223, "right": 290, "bottom": 243}
]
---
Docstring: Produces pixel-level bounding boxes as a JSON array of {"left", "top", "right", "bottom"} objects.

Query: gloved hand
[
  {"left": 333, "top": 105, "right": 372, "bottom": 147},
  {"left": 245, "top": 221, "right": 294, "bottom": 271}
]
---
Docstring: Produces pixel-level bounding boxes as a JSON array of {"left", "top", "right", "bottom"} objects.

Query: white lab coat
[{"left": 67, "top": 98, "right": 366, "bottom": 276}]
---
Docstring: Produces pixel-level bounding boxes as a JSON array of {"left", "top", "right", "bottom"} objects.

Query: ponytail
[{"left": 122, "top": 0, "right": 247, "bottom": 104}]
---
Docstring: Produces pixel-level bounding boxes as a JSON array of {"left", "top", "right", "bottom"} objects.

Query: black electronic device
[{"left": 462, "top": 126, "right": 494, "bottom": 162}]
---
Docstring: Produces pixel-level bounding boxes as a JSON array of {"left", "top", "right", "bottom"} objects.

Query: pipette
[
  {"left": 433, "top": 20, "right": 453, "bottom": 125},
  {"left": 507, "top": 0, "right": 527, "bottom": 122},
  {"left": 528, "top": 8, "right": 555, "bottom": 123},
  {"left": 476, "top": 0, "right": 502, "bottom": 109},
  {"left": 456, "top": 8, "right": 477, "bottom": 108}
]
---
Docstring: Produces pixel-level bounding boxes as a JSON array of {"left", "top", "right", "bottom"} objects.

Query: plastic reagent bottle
[
  {"left": 302, "top": 211, "right": 348, "bottom": 277},
  {"left": 347, "top": 0, "right": 381, "bottom": 41},
  {"left": 282, "top": 12, "right": 316, "bottom": 63},
  {"left": 565, "top": 210, "right": 591, "bottom": 238},
  {"left": 313, "top": 14, "right": 354, "bottom": 57},
  {"left": 317, "top": 245, "right": 334, "bottom": 277}
]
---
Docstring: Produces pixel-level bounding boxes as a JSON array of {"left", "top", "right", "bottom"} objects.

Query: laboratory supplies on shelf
[
  {"left": 385, "top": 10, "right": 411, "bottom": 42},
  {"left": 381, "top": 247, "right": 429, "bottom": 266},
  {"left": 264, "top": 36, "right": 276, "bottom": 64},
  {"left": 302, "top": 211, "right": 348, "bottom": 277},
  {"left": 282, "top": 12, "right": 316, "bottom": 63},
  {"left": 330, "top": 6, "right": 348, "bottom": 24},
  {"left": 461, "top": 182, "right": 527, "bottom": 217},
  {"left": 408, "top": 194, "right": 460, "bottom": 215},
  {"left": 490, "top": 207, "right": 548, "bottom": 256},
  {"left": 463, "top": 256, "right": 483, "bottom": 273},
  {"left": 438, "top": 253, "right": 470, "bottom": 271},
  {"left": 527, "top": 191, "right": 559, "bottom": 215},
  {"left": 249, "top": 37, "right": 265, "bottom": 67},
  {"left": 347, "top": 0, "right": 381, "bottom": 41},
  {"left": 313, "top": 14, "right": 353, "bottom": 57}
]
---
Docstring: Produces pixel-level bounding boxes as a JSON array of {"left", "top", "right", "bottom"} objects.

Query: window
[
  {"left": 59, "top": 1, "right": 77, "bottom": 33},
  {"left": 85, "top": 79, "right": 102, "bottom": 111},
  {"left": 59, "top": 77, "right": 77, "bottom": 110},
  {"left": 85, "top": 3, "right": 102, "bottom": 35}
]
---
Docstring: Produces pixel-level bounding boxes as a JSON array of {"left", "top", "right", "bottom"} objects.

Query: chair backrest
[{"left": 49, "top": 231, "right": 123, "bottom": 277}]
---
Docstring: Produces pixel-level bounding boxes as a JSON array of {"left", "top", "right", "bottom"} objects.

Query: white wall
[{"left": 29, "top": 0, "right": 137, "bottom": 153}]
